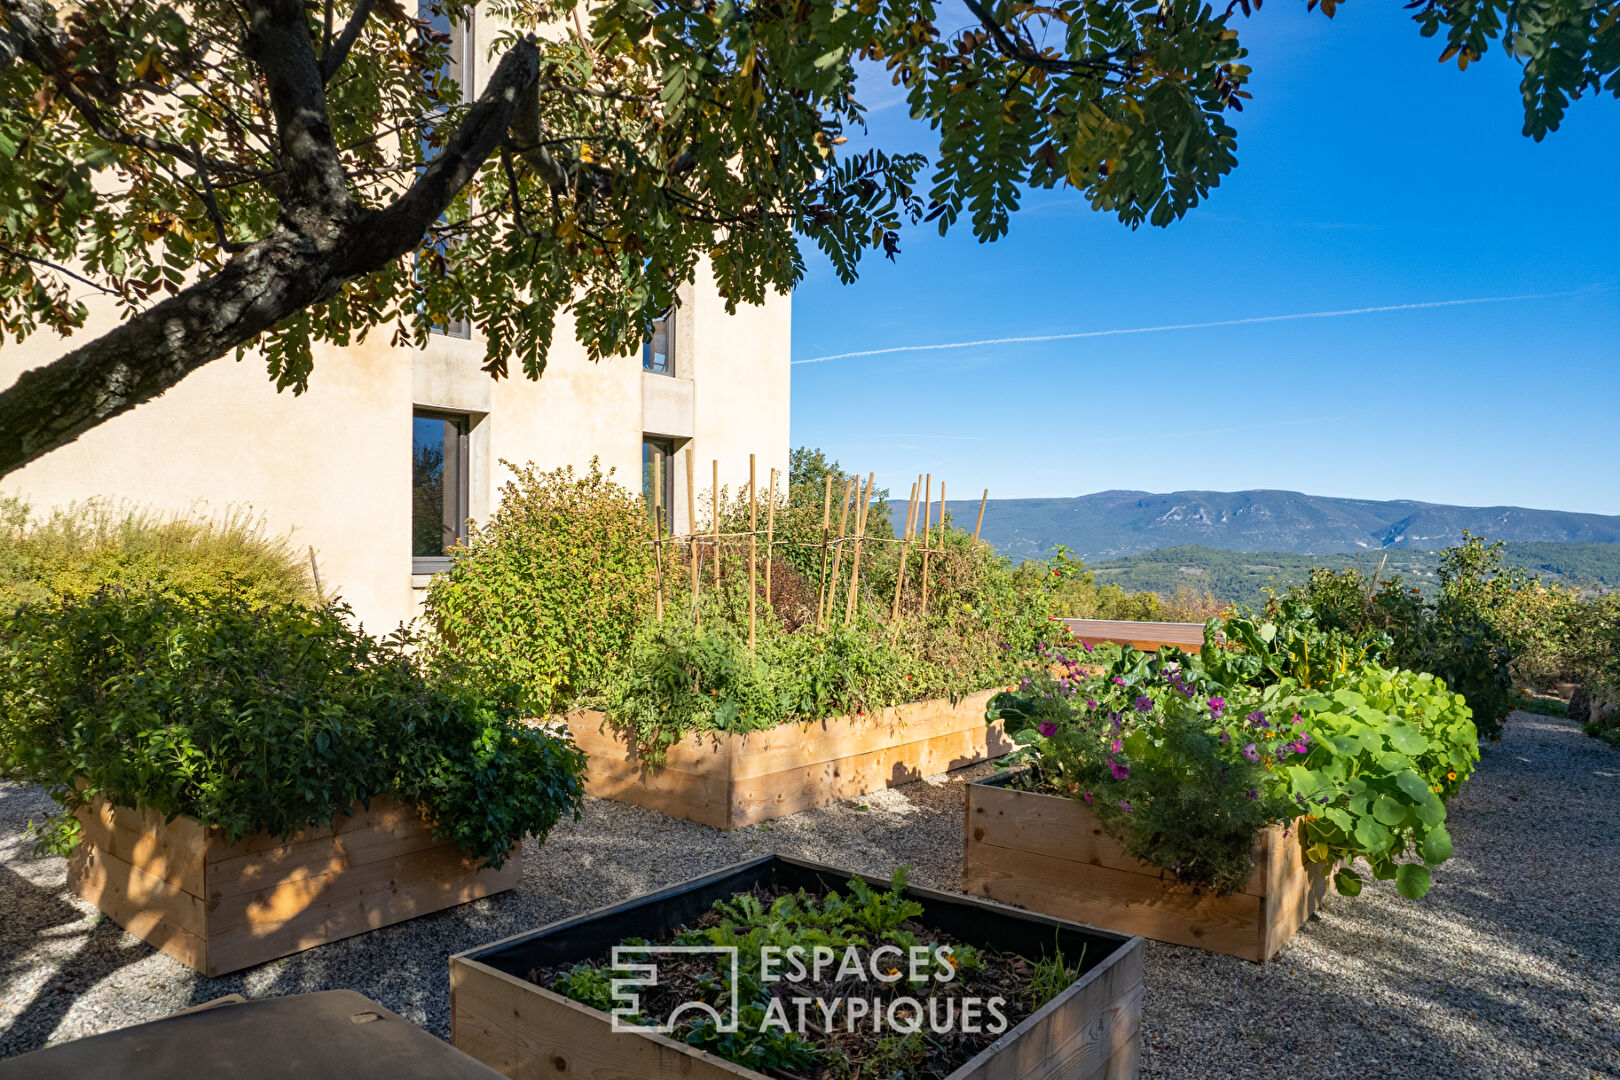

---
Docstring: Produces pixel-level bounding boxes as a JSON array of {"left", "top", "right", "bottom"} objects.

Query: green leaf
[
  {"left": 1419, "top": 825, "right": 1453, "bottom": 865},
  {"left": 1394, "top": 769, "right": 1433, "bottom": 803},
  {"left": 1333, "top": 867, "right": 1363, "bottom": 896},
  {"left": 1353, "top": 816, "right": 1392, "bottom": 852},
  {"left": 1371, "top": 794, "right": 1406, "bottom": 826},
  {"left": 1384, "top": 722, "right": 1429, "bottom": 756},
  {"left": 1395, "top": 863, "right": 1432, "bottom": 899}
]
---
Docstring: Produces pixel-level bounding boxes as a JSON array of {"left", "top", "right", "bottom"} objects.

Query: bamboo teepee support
[
  {"left": 844, "top": 472, "right": 873, "bottom": 624},
  {"left": 890, "top": 480, "right": 919, "bottom": 627},
  {"left": 920, "top": 473, "right": 932, "bottom": 617},
  {"left": 653, "top": 448, "right": 665, "bottom": 620},
  {"left": 711, "top": 458, "right": 720, "bottom": 589},
  {"left": 748, "top": 454, "right": 758, "bottom": 651},
  {"left": 816, "top": 475, "right": 833, "bottom": 625},
  {"left": 974, "top": 488, "right": 988, "bottom": 542},
  {"left": 686, "top": 449, "right": 699, "bottom": 628},
  {"left": 822, "top": 476, "right": 854, "bottom": 628},
  {"left": 765, "top": 468, "right": 777, "bottom": 607}
]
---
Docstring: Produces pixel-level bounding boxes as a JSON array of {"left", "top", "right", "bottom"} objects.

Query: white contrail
[{"left": 791, "top": 288, "right": 1591, "bottom": 365}]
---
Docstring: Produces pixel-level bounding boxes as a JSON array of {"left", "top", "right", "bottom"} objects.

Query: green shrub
[
  {"left": 0, "top": 496, "right": 318, "bottom": 611},
  {"left": 0, "top": 588, "right": 585, "bottom": 866},
  {"left": 423, "top": 460, "right": 655, "bottom": 715}
]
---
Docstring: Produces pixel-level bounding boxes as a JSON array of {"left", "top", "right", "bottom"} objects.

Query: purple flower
[
  {"left": 1246, "top": 789, "right": 1259, "bottom": 799},
  {"left": 1110, "top": 715, "right": 1123, "bottom": 732},
  {"left": 1083, "top": 791, "right": 1093, "bottom": 804},
  {"left": 1218, "top": 731, "right": 1231, "bottom": 744},
  {"left": 1082, "top": 641, "right": 1094, "bottom": 654},
  {"left": 1037, "top": 721, "right": 1058, "bottom": 737},
  {"left": 1133, "top": 695, "right": 1153, "bottom": 713},
  {"left": 1292, "top": 713, "right": 1305, "bottom": 728},
  {"left": 1246, "top": 710, "right": 1264, "bottom": 725},
  {"left": 1110, "top": 739, "right": 1123, "bottom": 752},
  {"left": 1108, "top": 759, "right": 1130, "bottom": 780},
  {"left": 1111, "top": 677, "right": 1126, "bottom": 686},
  {"left": 1241, "top": 743, "right": 1260, "bottom": 764},
  {"left": 1119, "top": 800, "right": 1134, "bottom": 813},
  {"left": 1208, "top": 696, "right": 1226, "bottom": 712},
  {"left": 1085, "top": 698, "right": 1098, "bottom": 710}
]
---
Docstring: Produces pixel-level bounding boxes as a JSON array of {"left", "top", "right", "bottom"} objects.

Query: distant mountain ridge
[{"left": 917, "top": 489, "right": 1620, "bottom": 559}]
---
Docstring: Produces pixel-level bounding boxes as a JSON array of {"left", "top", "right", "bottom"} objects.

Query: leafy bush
[
  {"left": 992, "top": 627, "right": 1479, "bottom": 899},
  {"left": 0, "top": 496, "right": 318, "bottom": 611},
  {"left": 423, "top": 460, "right": 654, "bottom": 715},
  {"left": 0, "top": 588, "right": 585, "bottom": 866}
]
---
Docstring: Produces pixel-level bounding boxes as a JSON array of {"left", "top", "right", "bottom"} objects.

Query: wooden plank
[
  {"left": 729, "top": 689, "right": 1004, "bottom": 780},
  {"left": 952, "top": 937, "right": 1143, "bottom": 1080},
  {"left": 72, "top": 798, "right": 208, "bottom": 896},
  {"left": 729, "top": 723, "right": 1008, "bottom": 827},
  {"left": 205, "top": 799, "right": 447, "bottom": 899},
  {"left": 451, "top": 957, "right": 758, "bottom": 1080},
  {"left": 66, "top": 844, "right": 210, "bottom": 972},
  {"left": 1059, "top": 618, "right": 1206, "bottom": 653},
  {"left": 566, "top": 709, "right": 732, "bottom": 775},
  {"left": 967, "top": 781, "right": 1269, "bottom": 898},
  {"left": 205, "top": 843, "right": 519, "bottom": 976},
  {"left": 1261, "top": 828, "right": 1332, "bottom": 964},
  {"left": 963, "top": 840, "right": 1266, "bottom": 962}
]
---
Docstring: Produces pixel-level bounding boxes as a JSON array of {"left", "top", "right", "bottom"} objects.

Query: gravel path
[{"left": 2, "top": 712, "right": 1617, "bottom": 1077}]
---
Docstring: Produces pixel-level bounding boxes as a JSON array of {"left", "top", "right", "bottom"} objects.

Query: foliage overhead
[{"left": 1, "top": 0, "right": 1612, "bottom": 473}]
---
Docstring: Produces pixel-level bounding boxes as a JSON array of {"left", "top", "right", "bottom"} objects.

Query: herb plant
[{"left": 0, "top": 588, "right": 586, "bottom": 865}]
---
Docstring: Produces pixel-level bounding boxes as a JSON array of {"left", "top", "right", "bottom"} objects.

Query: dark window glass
[
  {"left": 642, "top": 437, "right": 675, "bottom": 532},
  {"left": 413, "top": 411, "right": 469, "bottom": 567},
  {"left": 642, "top": 311, "right": 674, "bottom": 374},
  {"left": 418, "top": 3, "right": 473, "bottom": 338}
]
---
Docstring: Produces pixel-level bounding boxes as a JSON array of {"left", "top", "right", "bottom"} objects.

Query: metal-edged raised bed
[{"left": 450, "top": 854, "right": 1144, "bottom": 1080}]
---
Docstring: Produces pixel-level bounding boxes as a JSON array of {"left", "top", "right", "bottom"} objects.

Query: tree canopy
[{"left": 0, "top": 0, "right": 1613, "bottom": 475}]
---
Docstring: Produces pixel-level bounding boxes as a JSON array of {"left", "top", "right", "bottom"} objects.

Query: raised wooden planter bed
[
  {"left": 1057, "top": 618, "right": 1207, "bottom": 653},
  {"left": 67, "top": 796, "right": 520, "bottom": 976},
  {"left": 567, "top": 688, "right": 1010, "bottom": 829},
  {"left": 963, "top": 771, "right": 1329, "bottom": 963},
  {"left": 450, "top": 854, "right": 1144, "bottom": 1080}
]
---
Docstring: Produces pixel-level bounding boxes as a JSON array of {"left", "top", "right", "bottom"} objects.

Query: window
[
  {"left": 413, "top": 410, "right": 470, "bottom": 571},
  {"left": 642, "top": 437, "right": 676, "bottom": 533},
  {"left": 642, "top": 310, "right": 675, "bottom": 375}
]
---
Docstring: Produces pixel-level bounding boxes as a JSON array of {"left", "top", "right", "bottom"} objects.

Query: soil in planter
[{"left": 531, "top": 875, "right": 1082, "bottom": 1080}]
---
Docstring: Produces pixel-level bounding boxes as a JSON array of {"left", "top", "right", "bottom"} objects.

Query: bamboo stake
[
  {"left": 939, "top": 480, "right": 946, "bottom": 538},
  {"left": 748, "top": 454, "right": 758, "bottom": 651},
  {"left": 653, "top": 448, "right": 665, "bottom": 621},
  {"left": 686, "top": 449, "right": 699, "bottom": 629},
  {"left": 711, "top": 458, "right": 720, "bottom": 590},
  {"left": 890, "top": 480, "right": 919, "bottom": 627},
  {"left": 823, "top": 476, "right": 854, "bottom": 627},
  {"left": 845, "top": 472, "right": 873, "bottom": 624},
  {"left": 816, "top": 474, "right": 833, "bottom": 626},
  {"left": 765, "top": 468, "right": 777, "bottom": 608},
  {"left": 920, "top": 473, "right": 932, "bottom": 617},
  {"left": 973, "top": 488, "right": 988, "bottom": 542}
]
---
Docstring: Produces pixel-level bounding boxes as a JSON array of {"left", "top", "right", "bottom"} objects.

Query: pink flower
[
  {"left": 1083, "top": 791, "right": 1093, "bottom": 804},
  {"left": 1118, "top": 799, "right": 1134, "bottom": 813},
  {"left": 1241, "top": 743, "right": 1260, "bottom": 763},
  {"left": 1108, "top": 759, "right": 1130, "bottom": 780},
  {"left": 1111, "top": 677, "right": 1126, "bottom": 686},
  {"left": 1110, "top": 739, "right": 1123, "bottom": 752},
  {"left": 1037, "top": 721, "right": 1058, "bottom": 737}
]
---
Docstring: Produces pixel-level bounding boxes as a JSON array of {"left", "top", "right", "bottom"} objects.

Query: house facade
[{"left": 2, "top": 274, "right": 790, "bottom": 634}]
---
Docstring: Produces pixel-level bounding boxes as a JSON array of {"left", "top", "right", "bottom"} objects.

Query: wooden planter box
[
  {"left": 567, "top": 688, "right": 1011, "bottom": 829},
  {"left": 450, "top": 854, "right": 1144, "bottom": 1080},
  {"left": 67, "top": 796, "right": 521, "bottom": 976},
  {"left": 963, "top": 772, "right": 1329, "bottom": 963}
]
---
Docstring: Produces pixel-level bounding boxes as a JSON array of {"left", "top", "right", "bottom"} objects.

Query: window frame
[
  {"left": 642, "top": 308, "right": 676, "bottom": 376},
  {"left": 642, "top": 436, "right": 677, "bottom": 534},
  {"left": 412, "top": 408, "right": 471, "bottom": 574}
]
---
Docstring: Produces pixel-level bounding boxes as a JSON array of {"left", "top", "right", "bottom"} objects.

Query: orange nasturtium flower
[{"left": 1447, "top": 771, "right": 1457, "bottom": 780}]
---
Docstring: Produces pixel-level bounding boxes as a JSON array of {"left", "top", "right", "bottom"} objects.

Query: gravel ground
[{"left": 2, "top": 711, "right": 1617, "bottom": 1077}]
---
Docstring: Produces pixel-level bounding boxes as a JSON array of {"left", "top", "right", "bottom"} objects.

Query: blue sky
[{"left": 788, "top": 3, "right": 1620, "bottom": 515}]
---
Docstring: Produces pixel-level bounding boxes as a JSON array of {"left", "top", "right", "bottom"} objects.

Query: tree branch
[
  {"left": 960, "top": 0, "right": 1138, "bottom": 76},
  {"left": 321, "top": 0, "right": 376, "bottom": 83},
  {"left": 243, "top": 0, "right": 352, "bottom": 218}
]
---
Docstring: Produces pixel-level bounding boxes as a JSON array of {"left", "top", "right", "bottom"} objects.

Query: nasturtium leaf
[
  {"left": 1384, "top": 722, "right": 1429, "bottom": 756},
  {"left": 1394, "top": 769, "right": 1433, "bottom": 803},
  {"left": 1323, "top": 806, "right": 1354, "bottom": 832},
  {"left": 1419, "top": 825, "right": 1453, "bottom": 865},
  {"left": 1353, "top": 816, "right": 1391, "bottom": 851},
  {"left": 1371, "top": 795, "right": 1407, "bottom": 826},
  {"left": 1395, "top": 863, "right": 1432, "bottom": 899},
  {"left": 1334, "top": 867, "right": 1363, "bottom": 896}
]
